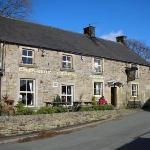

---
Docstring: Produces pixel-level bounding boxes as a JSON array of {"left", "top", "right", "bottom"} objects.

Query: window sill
[
  {"left": 60, "top": 68, "right": 75, "bottom": 72},
  {"left": 92, "top": 72, "right": 103, "bottom": 75},
  {"left": 94, "top": 95, "right": 102, "bottom": 97},
  {"left": 19, "top": 63, "right": 37, "bottom": 68},
  {"left": 131, "top": 96, "right": 138, "bottom": 98}
]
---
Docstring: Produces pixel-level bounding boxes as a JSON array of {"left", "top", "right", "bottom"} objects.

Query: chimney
[
  {"left": 83, "top": 25, "right": 95, "bottom": 37},
  {"left": 116, "top": 35, "right": 127, "bottom": 45}
]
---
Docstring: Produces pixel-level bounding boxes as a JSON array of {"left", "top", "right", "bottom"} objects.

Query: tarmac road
[{"left": 1, "top": 111, "right": 150, "bottom": 150}]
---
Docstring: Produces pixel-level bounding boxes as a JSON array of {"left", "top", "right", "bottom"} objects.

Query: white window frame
[
  {"left": 94, "top": 57, "right": 103, "bottom": 73},
  {"left": 131, "top": 83, "right": 138, "bottom": 97},
  {"left": 62, "top": 55, "right": 73, "bottom": 69},
  {"left": 61, "top": 84, "right": 74, "bottom": 106},
  {"left": 22, "top": 49, "right": 33, "bottom": 64},
  {"left": 20, "top": 79, "right": 35, "bottom": 107},
  {"left": 94, "top": 82, "right": 103, "bottom": 97}
]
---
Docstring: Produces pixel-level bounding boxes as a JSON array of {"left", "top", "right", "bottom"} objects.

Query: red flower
[{"left": 99, "top": 98, "right": 107, "bottom": 105}]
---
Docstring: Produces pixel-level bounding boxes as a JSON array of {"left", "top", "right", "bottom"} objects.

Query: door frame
[{"left": 111, "top": 86, "right": 117, "bottom": 107}]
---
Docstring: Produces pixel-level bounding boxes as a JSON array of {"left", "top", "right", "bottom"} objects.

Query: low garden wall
[{"left": 0, "top": 110, "right": 118, "bottom": 137}]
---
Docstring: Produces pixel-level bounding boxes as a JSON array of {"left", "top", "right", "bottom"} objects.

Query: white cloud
[{"left": 100, "top": 30, "right": 124, "bottom": 41}]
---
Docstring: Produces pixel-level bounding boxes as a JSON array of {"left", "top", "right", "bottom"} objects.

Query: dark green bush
[
  {"left": 15, "top": 101, "right": 35, "bottom": 115},
  {"left": 37, "top": 107, "right": 54, "bottom": 114},
  {"left": 93, "top": 104, "right": 114, "bottom": 110},
  {"left": 78, "top": 106, "right": 94, "bottom": 112},
  {"left": 78, "top": 104, "right": 114, "bottom": 112},
  {"left": 15, "top": 107, "right": 35, "bottom": 115},
  {"left": 37, "top": 106, "right": 68, "bottom": 114},
  {"left": 53, "top": 106, "right": 68, "bottom": 113}
]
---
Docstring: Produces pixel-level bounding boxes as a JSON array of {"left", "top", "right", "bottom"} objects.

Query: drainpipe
[{"left": 0, "top": 42, "right": 5, "bottom": 100}]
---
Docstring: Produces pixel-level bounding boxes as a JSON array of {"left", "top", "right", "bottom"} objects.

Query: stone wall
[
  {"left": 1, "top": 43, "right": 150, "bottom": 108},
  {"left": 0, "top": 110, "right": 118, "bottom": 136}
]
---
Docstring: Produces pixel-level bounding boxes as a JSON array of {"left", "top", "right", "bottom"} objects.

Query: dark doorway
[{"left": 111, "top": 87, "right": 117, "bottom": 106}]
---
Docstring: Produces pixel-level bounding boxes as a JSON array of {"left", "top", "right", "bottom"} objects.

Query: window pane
[
  {"left": 132, "top": 85, "right": 136, "bottom": 90},
  {"left": 20, "top": 93, "right": 26, "bottom": 105},
  {"left": 27, "top": 93, "right": 34, "bottom": 105},
  {"left": 22, "top": 57, "right": 27, "bottom": 64},
  {"left": 67, "top": 63, "right": 71, "bottom": 69},
  {"left": 20, "top": 80, "right": 26, "bottom": 91},
  {"left": 62, "top": 86, "right": 66, "bottom": 94},
  {"left": 28, "top": 50, "right": 32, "bottom": 56},
  {"left": 94, "top": 58, "right": 102, "bottom": 72},
  {"left": 95, "top": 66, "right": 101, "bottom": 72},
  {"left": 67, "top": 86, "right": 71, "bottom": 95},
  {"left": 94, "top": 82, "right": 102, "bottom": 95},
  {"left": 132, "top": 91, "right": 136, "bottom": 96},
  {"left": 62, "top": 62, "right": 67, "bottom": 68},
  {"left": 63, "top": 56, "right": 66, "bottom": 61},
  {"left": 132, "top": 84, "right": 138, "bottom": 96},
  {"left": 62, "top": 96, "right": 66, "bottom": 103},
  {"left": 95, "top": 58, "right": 100, "bottom": 65},
  {"left": 67, "top": 96, "right": 72, "bottom": 105},
  {"left": 94, "top": 83, "right": 100, "bottom": 95},
  {"left": 27, "top": 58, "right": 32, "bottom": 64},
  {"left": 67, "top": 56, "right": 71, "bottom": 61},
  {"left": 22, "top": 50, "right": 27, "bottom": 56},
  {"left": 27, "top": 80, "right": 33, "bottom": 91}
]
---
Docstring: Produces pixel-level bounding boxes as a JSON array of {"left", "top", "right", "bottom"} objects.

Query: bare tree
[
  {"left": 126, "top": 39, "right": 150, "bottom": 62},
  {"left": 0, "top": 0, "right": 31, "bottom": 19}
]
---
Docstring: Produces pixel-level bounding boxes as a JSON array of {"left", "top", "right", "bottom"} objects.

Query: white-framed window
[
  {"left": 22, "top": 49, "right": 33, "bottom": 64},
  {"left": 20, "top": 79, "right": 35, "bottom": 106},
  {"left": 94, "top": 82, "right": 103, "bottom": 96},
  {"left": 61, "top": 85, "right": 74, "bottom": 105},
  {"left": 62, "top": 55, "right": 73, "bottom": 69},
  {"left": 131, "top": 83, "right": 138, "bottom": 97},
  {"left": 94, "top": 58, "right": 103, "bottom": 73}
]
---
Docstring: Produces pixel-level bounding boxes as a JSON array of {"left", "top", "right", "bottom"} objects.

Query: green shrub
[
  {"left": 53, "top": 95, "right": 61, "bottom": 106},
  {"left": 15, "top": 101, "right": 35, "bottom": 115},
  {"left": 78, "top": 106, "right": 94, "bottom": 112},
  {"left": 92, "top": 96, "right": 97, "bottom": 106},
  {"left": 37, "top": 107, "right": 54, "bottom": 114},
  {"left": 92, "top": 105, "right": 100, "bottom": 110},
  {"left": 37, "top": 106, "right": 69, "bottom": 114},
  {"left": 93, "top": 104, "right": 114, "bottom": 110},
  {"left": 53, "top": 106, "right": 68, "bottom": 113},
  {"left": 15, "top": 107, "right": 35, "bottom": 115}
]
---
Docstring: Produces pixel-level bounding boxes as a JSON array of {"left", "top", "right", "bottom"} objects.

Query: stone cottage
[{"left": 0, "top": 16, "right": 150, "bottom": 108}]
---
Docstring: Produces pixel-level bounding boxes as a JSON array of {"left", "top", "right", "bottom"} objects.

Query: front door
[
  {"left": 61, "top": 85, "right": 74, "bottom": 105},
  {"left": 111, "top": 87, "right": 117, "bottom": 107}
]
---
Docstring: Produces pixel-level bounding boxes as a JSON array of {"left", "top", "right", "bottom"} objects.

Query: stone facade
[{"left": 0, "top": 43, "right": 150, "bottom": 108}]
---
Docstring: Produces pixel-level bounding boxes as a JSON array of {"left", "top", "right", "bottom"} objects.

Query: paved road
[{"left": 1, "top": 111, "right": 150, "bottom": 150}]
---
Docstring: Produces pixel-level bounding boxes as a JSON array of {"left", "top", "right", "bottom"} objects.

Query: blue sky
[{"left": 28, "top": 0, "right": 150, "bottom": 45}]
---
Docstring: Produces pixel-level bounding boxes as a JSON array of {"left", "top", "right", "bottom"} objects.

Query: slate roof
[{"left": 0, "top": 16, "right": 149, "bottom": 66}]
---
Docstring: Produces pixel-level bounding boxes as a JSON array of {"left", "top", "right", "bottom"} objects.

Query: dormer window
[
  {"left": 94, "top": 57, "right": 103, "bottom": 73},
  {"left": 22, "top": 49, "right": 33, "bottom": 64},
  {"left": 62, "top": 55, "right": 73, "bottom": 69}
]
